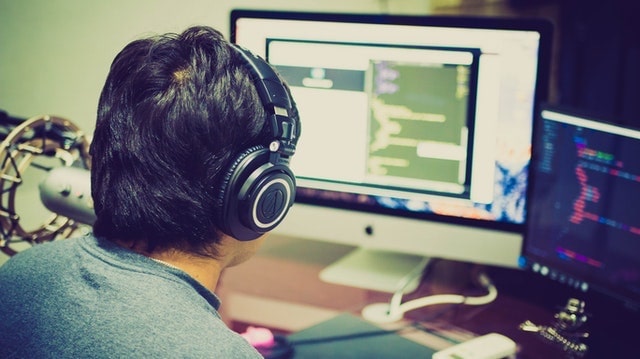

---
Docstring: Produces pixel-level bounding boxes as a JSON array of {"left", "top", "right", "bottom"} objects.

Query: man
[{"left": 0, "top": 25, "right": 300, "bottom": 358}]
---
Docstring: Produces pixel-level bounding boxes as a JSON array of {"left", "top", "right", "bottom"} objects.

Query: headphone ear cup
[{"left": 217, "top": 146, "right": 296, "bottom": 241}]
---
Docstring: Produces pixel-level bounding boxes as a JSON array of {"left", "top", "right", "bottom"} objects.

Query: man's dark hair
[{"left": 90, "top": 26, "right": 295, "bottom": 256}]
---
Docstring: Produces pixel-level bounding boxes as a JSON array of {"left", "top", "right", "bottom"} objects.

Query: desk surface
[{"left": 218, "top": 235, "right": 599, "bottom": 358}]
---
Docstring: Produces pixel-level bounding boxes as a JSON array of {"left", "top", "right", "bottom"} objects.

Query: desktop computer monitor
[
  {"left": 231, "top": 10, "right": 552, "bottom": 292},
  {"left": 523, "top": 105, "right": 640, "bottom": 311}
]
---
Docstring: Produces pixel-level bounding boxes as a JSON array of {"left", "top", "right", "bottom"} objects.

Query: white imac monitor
[{"left": 231, "top": 10, "right": 552, "bottom": 292}]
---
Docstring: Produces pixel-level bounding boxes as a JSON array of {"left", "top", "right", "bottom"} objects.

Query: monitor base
[{"left": 319, "top": 247, "right": 429, "bottom": 293}]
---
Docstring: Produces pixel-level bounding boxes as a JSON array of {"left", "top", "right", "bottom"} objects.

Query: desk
[{"left": 218, "top": 235, "right": 579, "bottom": 358}]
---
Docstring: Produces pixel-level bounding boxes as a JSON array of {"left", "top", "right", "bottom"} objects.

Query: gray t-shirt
[{"left": 0, "top": 234, "right": 262, "bottom": 358}]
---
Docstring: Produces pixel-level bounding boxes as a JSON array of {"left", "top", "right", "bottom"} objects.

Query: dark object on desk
[
  {"left": 286, "top": 313, "right": 436, "bottom": 358},
  {"left": 257, "top": 335, "right": 294, "bottom": 359},
  {"left": 520, "top": 298, "right": 589, "bottom": 358}
]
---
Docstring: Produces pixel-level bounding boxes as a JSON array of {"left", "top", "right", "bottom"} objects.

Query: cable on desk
[
  {"left": 362, "top": 271, "right": 498, "bottom": 323},
  {"left": 401, "top": 272, "right": 497, "bottom": 311},
  {"left": 388, "top": 257, "right": 432, "bottom": 316}
]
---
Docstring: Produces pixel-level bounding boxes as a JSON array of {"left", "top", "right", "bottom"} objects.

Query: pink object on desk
[{"left": 241, "top": 326, "right": 276, "bottom": 348}]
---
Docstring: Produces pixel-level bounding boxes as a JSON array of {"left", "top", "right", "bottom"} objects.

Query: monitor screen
[
  {"left": 231, "top": 10, "right": 552, "bottom": 291},
  {"left": 523, "top": 105, "right": 640, "bottom": 310}
]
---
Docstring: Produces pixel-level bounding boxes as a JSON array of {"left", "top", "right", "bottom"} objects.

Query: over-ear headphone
[{"left": 217, "top": 44, "right": 299, "bottom": 241}]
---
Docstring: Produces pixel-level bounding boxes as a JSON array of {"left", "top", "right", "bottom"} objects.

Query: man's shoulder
[{"left": 2, "top": 236, "right": 84, "bottom": 266}]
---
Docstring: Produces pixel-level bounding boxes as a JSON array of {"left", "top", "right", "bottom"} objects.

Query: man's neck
[
  {"left": 149, "top": 252, "right": 223, "bottom": 292},
  {"left": 113, "top": 238, "right": 223, "bottom": 292}
]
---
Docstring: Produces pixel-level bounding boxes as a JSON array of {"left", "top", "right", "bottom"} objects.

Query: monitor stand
[{"left": 319, "top": 247, "right": 430, "bottom": 293}]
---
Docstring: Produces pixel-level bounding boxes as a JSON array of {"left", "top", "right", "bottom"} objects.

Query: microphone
[{"left": 39, "top": 166, "right": 96, "bottom": 225}]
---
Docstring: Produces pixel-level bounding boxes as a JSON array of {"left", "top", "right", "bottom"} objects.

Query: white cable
[
  {"left": 362, "top": 271, "right": 498, "bottom": 323},
  {"left": 388, "top": 257, "right": 431, "bottom": 315},
  {"left": 395, "top": 273, "right": 497, "bottom": 315}
]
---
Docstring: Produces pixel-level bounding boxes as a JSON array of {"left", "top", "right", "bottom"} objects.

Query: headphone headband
[
  {"left": 231, "top": 44, "right": 298, "bottom": 160},
  {"left": 216, "top": 44, "right": 299, "bottom": 241}
]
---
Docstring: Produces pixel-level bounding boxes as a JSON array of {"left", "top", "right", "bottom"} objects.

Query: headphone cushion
[
  {"left": 217, "top": 145, "right": 295, "bottom": 240},
  {"left": 217, "top": 146, "right": 264, "bottom": 209}
]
